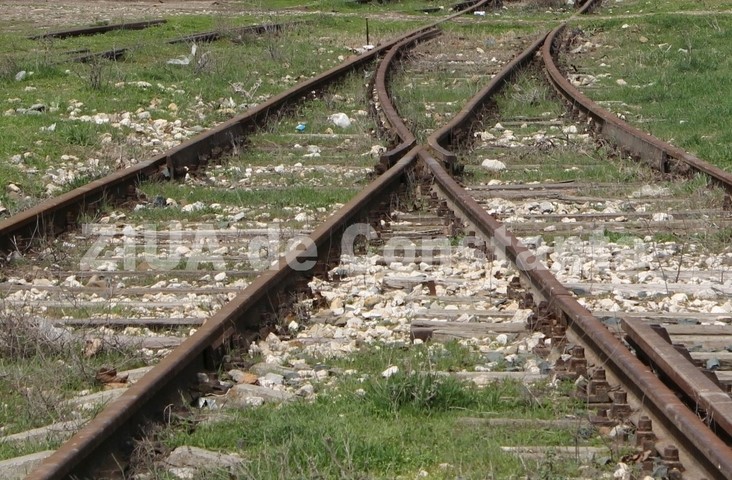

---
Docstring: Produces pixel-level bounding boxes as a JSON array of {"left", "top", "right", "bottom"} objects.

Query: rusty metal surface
[
  {"left": 167, "top": 22, "right": 296, "bottom": 45},
  {"left": 0, "top": 24, "right": 434, "bottom": 256},
  {"left": 24, "top": 1, "right": 498, "bottom": 476},
  {"left": 70, "top": 48, "right": 126, "bottom": 63},
  {"left": 421, "top": 143, "right": 732, "bottom": 478},
  {"left": 28, "top": 19, "right": 166, "bottom": 40},
  {"left": 554, "top": 297, "right": 732, "bottom": 479},
  {"left": 415, "top": 5, "right": 732, "bottom": 473},
  {"left": 622, "top": 318, "right": 732, "bottom": 439},
  {"left": 427, "top": 32, "right": 547, "bottom": 166},
  {"left": 375, "top": 28, "right": 441, "bottom": 166},
  {"left": 542, "top": 24, "right": 732, "bottom": 193},
  {"left": 576, "top": 0, "right": 601, "bottom": 14},
  {"left": 2, "top": 0, "right": 494, "bottom": 258},
  {"left": 27, "top": 146, "right": 419, "bottom": 479}
]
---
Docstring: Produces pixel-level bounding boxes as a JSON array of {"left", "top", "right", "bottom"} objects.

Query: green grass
[
  {"left": 0, "top": 439, "right": 62, "bottom": 464},
  {"left": 388, "top": 27, "right": 545, "bottom": 144},
  {"left": 495, "top": 71, "right": 564, "bottom": 120},
  {"left": 328, "top": 340, "right": 483, "bottom": 374},
  {"left": 152, "top": 343, "right": 612, "bottom": 480},
  {"left": 0, "top": 336, "right": 146, "bottom": 443},
  {"left": 591, "top": 0, "right": 732, "bottom": 15},
  {"left": 462, "top": 139, "right": 647, "bottom": 185},
  {"left": 572, "top": 11, "right": 732, "bottom": 170}
]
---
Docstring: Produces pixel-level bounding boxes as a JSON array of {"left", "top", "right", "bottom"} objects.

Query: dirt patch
[{"left": 0, "top": 0, "right": 245, "bottom": 32}]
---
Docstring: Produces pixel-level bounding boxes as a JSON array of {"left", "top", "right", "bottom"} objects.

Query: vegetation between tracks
[
  {"left": 572, "top": 9, "right": 732, "bottom": 169},
  {"left": 2, "top": 0, "right": 728, "bottom": 476},
  {"left": 147, "top": 342, "right": 625, "bottom": 480}
]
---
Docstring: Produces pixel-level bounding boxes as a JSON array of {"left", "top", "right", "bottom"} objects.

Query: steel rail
[
  {"left": 0, "top": 27, "right": 428, "bottom": 256},
  {"left": 622, "top": 318, "right": 732, "bottom": 440},
  {"left": 0, "top": 0, "right": 492, "bottom": 258},
  {"left": 28, "top": 19, "right": 166, "bottom": 40},
  {"left": 25, "top": 2, "right": 496, "bottom": 477},
  {"left": 72, "top": 22, "right": 302, "bottom": 69},
  {"left": 167, "top": 21, "right": 299, "bottom": 45},
  {"left": 420, "top": 141, "right": 732, "bottom": 480},
  {"left": 375, "top": 27, "right": 441, "bottom": 166},
  {"left": 425, "top": 33, "right": 572, "bottom": 304},
  {"left": 413, "top": 14, "right": 732, "bottom": 479},
  {"left": 427, "top": 32, "right": 548, "bottom": 170},
  {"left": 27, "top": 147, "right": 419, "bottom": 480},
  {"left": 542, "top": 24, "right": 732, "bottom": 194},
  {"left": 576, "top": 0, "right": 601, "bottom": 14},
  {"left": 70, "top": 48, "right": 126, "bottom": 63}
]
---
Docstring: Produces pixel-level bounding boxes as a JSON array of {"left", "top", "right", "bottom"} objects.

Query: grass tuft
[{"left": 365, "top": 370, "right": 475, "bottom": 415}]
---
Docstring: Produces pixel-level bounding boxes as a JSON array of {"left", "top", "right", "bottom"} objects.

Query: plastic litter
[
  {"left": 328, "top": 112, "right": 351, "bottom": 129},
  {"left": 167, "top": 44, "right": 197, "bottom": 65},
  {"left": 295, "top": 123, "right": 306, "bottom": 132}
]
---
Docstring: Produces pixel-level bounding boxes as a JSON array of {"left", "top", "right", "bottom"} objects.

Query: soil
[{"left": 0, "top": 0, "right": 250, "bottom": 32}]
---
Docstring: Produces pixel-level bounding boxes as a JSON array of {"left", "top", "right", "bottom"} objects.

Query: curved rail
[
  {"left": 375, "top": 27, "right": 441, "bottom": 167},
  {"left": 0, "top": 0, "right": 493, "bottom": 258},
  {"left": 427, "top": 32, "right": 548, "bottom": 171},
  {"left": 0, "top": 25, "right": 433, "bottom": 256},
  {"left": 25, "top": 2, "right": 494, "bottom": 478},
  {"left": 542, "top": 24, "right": 732, "bottom": 194},
  {"left": 412, "top": 14, "right": 732, "bottom": 480}
]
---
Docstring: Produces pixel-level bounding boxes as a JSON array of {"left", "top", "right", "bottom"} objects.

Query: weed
[
  {"left": 603, "top": 230, "right": 639, "bottom": 245},
  {"left": 79, "top": 56, "right": 108, "bottom": 90},
  {"left": 152, "top": 346, "right": 609, "bottom": 479},
  {"left": 571, "top": 13, "right": 732, "bottom": 169},
  {"left": 57, "top": 121, "right": 98, "bottom": 146},
  {"left": 0, "top": 54, "right": 21, "bottom": 82},
  {"left": 522, "top": 0, "right": 567, "bottom": 12},
  {"left": 365, "top": 370, "right": 475, "bottom": 415},
  {"left": 0, "top": 303, "right": 76, "bottom": 359}
]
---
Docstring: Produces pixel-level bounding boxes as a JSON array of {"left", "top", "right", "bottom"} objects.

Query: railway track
[
  {"left": 2, "top": 1, "right": 732, "bottom": 478},
  {"left": 27, "top": 19, "right": 167, "bottom": 40},
  {"left": 1, "top": 2, "right": 502, "bottom": 478}
]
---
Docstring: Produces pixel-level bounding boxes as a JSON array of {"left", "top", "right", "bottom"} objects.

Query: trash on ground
[{"left": 328, "top": 112, "right": 351, "bottom": 129}]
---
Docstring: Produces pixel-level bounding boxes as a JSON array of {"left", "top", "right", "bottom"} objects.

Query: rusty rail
[
  {"left": 427, "top": 32, "right": 548, "bottom": 171},
  {"left": 542, "top": 24, "right": 732, "bottom": 194},
  {"left": 27, "top": 147, "right": 419, "bottom": 480},
  {"left": 622, "top": 318, "right": 732, "bottom": 440},
  {"left": 375, "top": 27, "right": 441, "bottom": 167},
  {"left": 28, "top": 19, "right": 166, "bottom": 40},
  {"left": 0, "top": 0, "right": 492, "bottom": 258},
  {"left": 420, "top": 143, "right": 732, "bottom": 480},
  {"left": 24, "top": 2, "right": 495, "bottom": 477},
  {"left": 576, "top": 0, "right": 601, "bottom": 14},
  {"left": 70, "top": 48, "right": 126, "bottom": 63},
  {"left": 0, "top": 26, "right": 432, "bottom": 256},
  {"left": 412, "top": 9, "right": 732, "bottom": 478},
  {"left": 167, "top": 22, "right": 298, "bottom": 45}
]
